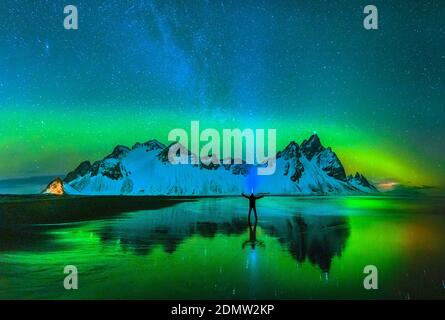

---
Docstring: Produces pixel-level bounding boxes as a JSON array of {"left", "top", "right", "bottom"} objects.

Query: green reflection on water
[{"left": 0, "top": 196, "right": 444, "bottom": 299}]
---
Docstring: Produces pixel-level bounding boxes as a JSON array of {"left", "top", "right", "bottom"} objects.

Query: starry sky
[{"left": 0, "top": 0, "right": 444, "bottom": 191}]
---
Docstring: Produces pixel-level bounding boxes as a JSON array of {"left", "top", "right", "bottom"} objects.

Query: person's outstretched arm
[
  {"left": 255, "top": 195, "right": 264, "bottom": 199},
  {"left": 241, "top": 193, "right": 249, "bottom": 198}
]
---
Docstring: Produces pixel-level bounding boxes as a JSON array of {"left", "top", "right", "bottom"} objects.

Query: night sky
[{"left": 0, "top": 0, "right": 444, "bottom": 191}]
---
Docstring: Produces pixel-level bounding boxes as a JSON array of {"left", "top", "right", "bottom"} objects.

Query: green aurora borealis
[{"left": 0, "top": 0, "right": 444, "bottom": 190}]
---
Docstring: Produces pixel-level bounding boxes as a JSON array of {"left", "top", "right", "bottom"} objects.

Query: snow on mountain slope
[{"left": 44, "top": 134, "right": 377, "bottom": 195}]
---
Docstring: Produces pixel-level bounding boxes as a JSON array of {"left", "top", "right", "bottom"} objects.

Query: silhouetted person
[
  {"left": 241, "top": 192, "right": 264, "bottom": 221},
  {"left": 242, "top": 219, "right": 265, "bottom": 250}
]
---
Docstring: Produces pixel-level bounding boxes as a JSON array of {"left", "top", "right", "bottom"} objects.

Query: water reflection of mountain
[
  {"left": 262, "top": 215, "right": 349, "bottom": 273},
  {"left": 99, "top": 203, "right": 350, "bottom": 272},
  {"left": 99, "top": 210, "right": 247, "bottom": 255}
]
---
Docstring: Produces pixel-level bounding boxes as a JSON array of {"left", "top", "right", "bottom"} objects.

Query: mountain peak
[
  {"left": 285, "top": 141, "right": 299, "bottom": 148},
  {"left": 307, "top": 133, "right": 322, "bottom": 146},
  {"left": 132, "top": 139, "right": 166, "bottom": 151},
  {"left": 348, "top": 172, "right": 377, "bottom": 191},
  {"left": 309, "top": 132, "right": 319, "bottom": 139},
  {"left": 106, "top": 145, "right": 130, "bottom": 159},
  {"left": 278, "top": 141, "right": 300, "bottom": 160},
  {"left": 301, "top": 134, "right": 325, "bottom": 160},
  {"left": 143, "top": 139, "right": 166, "bottom": 151}
]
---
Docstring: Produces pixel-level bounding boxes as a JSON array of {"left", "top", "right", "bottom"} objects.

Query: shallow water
[{"left": 0, "top": 196, "right": 444, "bottom": 299}]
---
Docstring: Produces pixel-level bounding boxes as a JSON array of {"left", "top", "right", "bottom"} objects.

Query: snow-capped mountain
[{"left": 44, "top": 134, "right": 377, "bottom": 195}]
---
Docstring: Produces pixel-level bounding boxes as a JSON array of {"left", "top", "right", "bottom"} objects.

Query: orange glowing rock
[{"left": 43, "top": 177, "right": 65, "bottom": 195}]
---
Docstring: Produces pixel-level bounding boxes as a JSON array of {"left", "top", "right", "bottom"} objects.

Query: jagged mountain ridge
[{"left": 44, "top": 134, "right": 377, "bottom": 195}]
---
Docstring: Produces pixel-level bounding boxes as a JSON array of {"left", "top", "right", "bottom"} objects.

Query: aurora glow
[{"left": 0, "top": 0, "right": 444, "bottom": 190}]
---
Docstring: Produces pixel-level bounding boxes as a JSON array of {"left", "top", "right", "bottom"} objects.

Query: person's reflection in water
[{"left": 242, "top": 219, "right": 265, "bottom": 250}]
